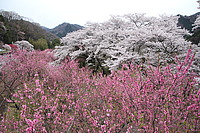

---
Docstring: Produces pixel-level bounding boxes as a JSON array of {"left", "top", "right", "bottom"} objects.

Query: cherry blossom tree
[
  {"left": 54, "top": 14, "right": 192, "bottom": 71},
  {"left": 192, "top": 1, "right": 200, "bottom": 30},
  {"left": 14, "top": 40, "right": 34, "bottom": 51},
  {"left": 188, "top": 1, "right": 200, "bottom": 75},
  {"left": 192, "top": 15, "right": 200, "bottom": 31}
]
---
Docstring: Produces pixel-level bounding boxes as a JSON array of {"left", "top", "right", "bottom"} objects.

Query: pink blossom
[
  {"left": 91, "top": 110, "right": 97, "bottom": 115},
  {"left": 36, "top": 88, "right": 41, "bottom": 92},
  {"left": 41, "top": 96, "right": 47, "bottom": 101},
  {"left": 22, "top": 105, "right": 27, "bottom": 109},
  {"left": 26, "top": 127, "right": 35, "bottom": 133},
  {"left": 5, "top": 99, "right": 13, "bottom": 102},
  {"left": 106, "top": 113, "right": 110, "bottom": 117},
  {"left": 0, "top": 49, "right": 198, "bottom": 132},
  {"left": 25, "top": 118, "right": 38, "bottom": 127},
  {"left": 101, "top": 125, "right": 106, "bottom": 131},
  {"left": 187, "top": 104, "right": 197, "bottom": 110},
  {"left": 35, "top": 79, "right": 40, "bottom": 87}
]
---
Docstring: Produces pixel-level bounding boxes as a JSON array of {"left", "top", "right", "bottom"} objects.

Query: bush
[
  {"left": 0, "top": 50, "right": 199, "bottom": 132},
  {"left": 29, "top": 38, "right": 48, "bottom": 50}
]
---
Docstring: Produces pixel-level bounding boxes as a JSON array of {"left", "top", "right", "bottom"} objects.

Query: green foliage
[
  {"left": 29, "top": 38, "right": 48, "bottom": 50},
  {"left": 48, "top": 38, "right": 61, "bottom": 49},
  {"left": 28, "top": 38, "right": 61, "bottom": 50}
]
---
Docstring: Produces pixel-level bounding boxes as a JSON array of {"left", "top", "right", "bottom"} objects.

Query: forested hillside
[
  {"left": 0, "top": 10, "right": 59, "bottom": 50},
  {"left": 177, "top": 12, "right": 200, "bottom": 31},
  {"left": 0, "top": 11, "right": 57, "bottom": 42}
]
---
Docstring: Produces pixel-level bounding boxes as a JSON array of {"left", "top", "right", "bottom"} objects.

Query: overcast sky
[{"left": 0, "top": 0, "right": 199, "bottom": 28}]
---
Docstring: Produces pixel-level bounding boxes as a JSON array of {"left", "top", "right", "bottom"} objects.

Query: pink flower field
[{"left": 0, "top": 49, "right": 199, "bottom": 132}]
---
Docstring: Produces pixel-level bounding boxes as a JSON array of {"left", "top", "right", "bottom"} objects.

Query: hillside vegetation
[
  {"left": 0, "top": 10, "right": 59, "bottom": 50},
  {"left": 0, "top": 11, "right": 57, "bottom": 42}
]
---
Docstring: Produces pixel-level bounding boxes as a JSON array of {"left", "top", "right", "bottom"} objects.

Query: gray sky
[{"left": 0, "top": 0, "right": 199, "bottom": 28}]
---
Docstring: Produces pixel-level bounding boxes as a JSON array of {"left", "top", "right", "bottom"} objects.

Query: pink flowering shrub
[
  {"left": 0, "top": 50, "right": 55, "bottom": 93},
  {"left": 0, "top": 49, "right": 199, "bottom": 132}
]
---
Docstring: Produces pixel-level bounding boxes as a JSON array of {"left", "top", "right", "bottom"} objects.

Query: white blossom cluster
[
  {"left": 192, "top": 15, "right": 200, "bottom": 31},
  {"left": 2, "top": 44, "right": 11, "bottom": 51},
  {"left": 53, "top": 13, "right": 199, "bottom": 72},
  {"left": 14, "top": 40, "right": 34, "bottom": 51}
]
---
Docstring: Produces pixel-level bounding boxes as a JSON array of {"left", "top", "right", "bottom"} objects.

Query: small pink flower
[
  {"left": 51, "top": 106, "right": 57, "bottom": 111},
  {"left": 106, "top": 109, "right": 111, "bottom": 112},
  {"left": 22, "top": 105, "right": 27, "bottom": 109},
  {"left": 62, "top": 105, "right": 67, "bottom": 108},
  {"left": 13, "top": 93, "right": 19, "bottom": 97},
  {"left": 187, "top": 104, "right": 197, "bottom": 110},
  {"left": 47, "top": 113, "right": 51, "bottom": 118},
  {"left": 5, "top": 99, "right": 13, "bottom": 102},
  {"left": 36, "top": 88, "right": 41, "bottom": 92},
  {"left": 106, "top": 113, "right": 110, "bottom": 117},
  {"left": 24, "top": 83, "right": 28, "bottom": 89},
  {"left": 42, "top": 127, "right": 48, "bottom": 133},
  {"left": 21, "top": 114, "right": 26, "bottom": 118},
  {"left": 34, "top": 113, "right": 42, "bottom": 119},
  {"left": 42, "top": 96, "right": 47, "bottom": 101},
  {"left": 27, "top": 95, "right": 32, "bottom": 99},
  {"left": 92, "top": 120, "right": 98, "bottom": 126},
  {"left": 26, "top": 127, "right": 35, "bottom": 133},
  {"left": 101, "top": 125, "right": 106, "bottom": 131},
  {"left": 108, "top": 97, "right": 112, "bottom": 101},
  {"left": 25, "top": 118, "right": 38, "bottom": 127},
  {"left": 35, "top": 79, "right": 40, "bottom": 87},
  {"left": 91, "top": 110, "right": 97, "bottom": 115}
]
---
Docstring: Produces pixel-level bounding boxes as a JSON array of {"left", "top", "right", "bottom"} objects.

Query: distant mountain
[
  {"left": 47, "top": 22, "right": 83, "bottom": 38},
  {"left": 41, "top": 26, "right": 50, "bottom": 31},
  {"left": 177, "top": 12, "right": 200, "bottom": 32},
  {"left": 0, "top": 11, "right": 58, "bottom": 44}
]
